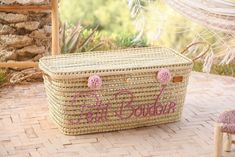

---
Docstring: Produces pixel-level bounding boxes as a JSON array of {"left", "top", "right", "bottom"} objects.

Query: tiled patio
[{"left": 0, "top": 72, "right": 234, "bottom": 157}]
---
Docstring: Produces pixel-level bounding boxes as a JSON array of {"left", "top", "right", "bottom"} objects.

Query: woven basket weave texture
[{"left": 39, "top": 47, "right": 193, "bottom": 135}]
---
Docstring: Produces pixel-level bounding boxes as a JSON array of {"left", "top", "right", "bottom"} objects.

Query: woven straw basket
[{"left": 39, "top": 47, "right": 193, "bottom": 135}]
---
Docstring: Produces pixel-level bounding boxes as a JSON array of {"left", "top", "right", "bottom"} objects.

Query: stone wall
[
  {"left": 0, "top": 0, "right": 50, "bottom": 5},
  {"left": 0, "top": 0, "right": 51, "bottom": 62}
]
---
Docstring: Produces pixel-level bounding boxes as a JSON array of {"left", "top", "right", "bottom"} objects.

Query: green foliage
[
  {"left": 0, "top": 69, "right": 6, "bottom": 85},
  {"left": 59, "top": 0, "right": 135, "bottom": 35},
  {"left": 61, "top": 24, "right": 105, "bottom": 54},
  {"left": 59, "top": 0, "right": 232, "bottom": 53},
  {"left": 115, "top": 33, "right": 148, "bottom": 48},
  {"left": 60, "top": 23, "right": 149, "bottom": 53},
  {"left": 80, "top": 29, "right": 115, "bottom": 51},
  {"left": 193, "top": 62, "right": 235, "bottom": 77},
  {"left": 59, "top": 0, "right": 234, "bottom": 77}
]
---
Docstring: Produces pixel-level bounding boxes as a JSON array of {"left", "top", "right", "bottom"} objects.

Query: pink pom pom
[
  {"left": 87, "top": 75, "right": 102, "bottom": 90},
  {"left": 157, "top": 68, "right": 172, "bottom": 85}
]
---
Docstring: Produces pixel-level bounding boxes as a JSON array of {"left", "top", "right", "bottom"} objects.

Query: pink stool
[{"left": 215, "top": 110, "right": 235, "bottom": 157}]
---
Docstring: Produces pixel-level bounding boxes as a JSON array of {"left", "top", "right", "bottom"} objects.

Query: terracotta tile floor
[{"left": 0, "top": 72, "right": 235, "bottom": 157}]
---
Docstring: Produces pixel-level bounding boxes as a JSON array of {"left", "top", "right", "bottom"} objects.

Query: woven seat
[
  {"left": 215, "top": 110, "right": 235, "bottom": 157},
  {"left": 221, "top": 124, "right": 235, "bottom": 134},
  {"left": 217, "top": 110, "right": 235, "bottom": 134}
]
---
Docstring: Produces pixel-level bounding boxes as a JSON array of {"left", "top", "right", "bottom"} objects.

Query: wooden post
[
  {"left": 224, "top": 133, "right": 232, "bottom": 152},
  {"left": 214, "top": 123, "right": 223, "bottom": 157},
  {"left": 0, "top": 61, "right": 38, "bottom": 69},
  {"left": 0, "top": 5, "right": 51, "bottom": 11},
  {"left": 51, "top": 0, "right": 60, "bottom": 55}
]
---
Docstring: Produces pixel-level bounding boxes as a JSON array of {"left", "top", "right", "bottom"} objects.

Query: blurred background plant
[
  {"left": 59, "top": 0, "right": 234, "bottom": 77},
  {"left": 0, "top": 0, "right": 234, "bottom": 88},
  {"left": 115, "top": 33, "right": 148, "bottom": 48},
  {"left": 0, "top": 69, "right": 7, "bottom": 86},
  {"left": 59, "top": 0, "right": 222, "bottom": 52},
  {"left": 61, "top": 23, "right": 100, "bottom": 53},
  {"left": 59, "top": 0, "right": 135, "bottom": 35},
  {"left": 60, "top": 22, "right": 148, "bottom": 53}
]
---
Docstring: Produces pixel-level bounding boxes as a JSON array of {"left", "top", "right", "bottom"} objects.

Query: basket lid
[{"left": 39, "top": 47, "right": 192, "bottom": 79}]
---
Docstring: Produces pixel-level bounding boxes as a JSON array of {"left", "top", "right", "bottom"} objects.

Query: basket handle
[
  {"left": 180, "top": 41, "right": 211, "bottom": 62},
  {"left": 43, "top": 72, "right": 52, "bottom": 83}
]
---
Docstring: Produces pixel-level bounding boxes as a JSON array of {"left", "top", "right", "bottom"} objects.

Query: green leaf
[
  {"left": 78, "top": 25, "right": 99, "bottom": 52},
  {"left": 88, "top": 42, "right": 104, "bottom": 51}
]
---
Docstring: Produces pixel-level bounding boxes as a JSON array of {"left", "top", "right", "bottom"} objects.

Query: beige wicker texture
[{"left": 39, "top": 47, "right": 193, "bottom": 135}]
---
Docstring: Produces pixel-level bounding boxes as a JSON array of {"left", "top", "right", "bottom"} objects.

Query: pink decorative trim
[
  {"left": 157, "top": 68, "right": 172, "bottom": 84},
  {"left": 217, "top": 110, "right": 235, "bottom": 134},
  {"left": 87, "top": 74, "right": 102, "bottom": 90},
  {"left": 221, "top": 124, "right": 235, "bottom": 134},
  {"left": 69, "top": 86, "right": 177, "bottom": 125},
  {"left": 217, "top": 110, "right": 235, "bottom": 124}
]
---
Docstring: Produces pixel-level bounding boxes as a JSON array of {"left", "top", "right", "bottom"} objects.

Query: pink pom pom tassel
[
  {"left": 157, "top": 68, "right": 172, "bottom": 85},
  {"left": 87, "top": 75, "right": 102, "bottom": 90}
]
